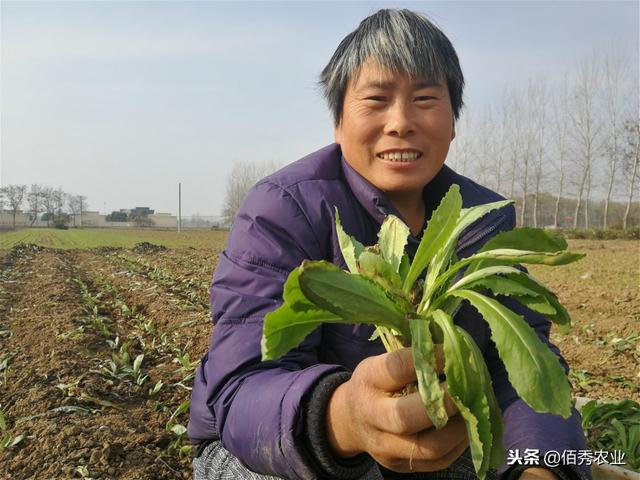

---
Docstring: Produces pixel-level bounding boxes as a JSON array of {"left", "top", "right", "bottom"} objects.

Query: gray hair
[{"left": 320, "top": 9, "right": 465, "bottom": 125}]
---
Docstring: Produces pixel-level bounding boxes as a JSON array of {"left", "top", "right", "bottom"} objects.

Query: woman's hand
[{"left": 326, "top": 347, "right": 469, "bottom": 473}]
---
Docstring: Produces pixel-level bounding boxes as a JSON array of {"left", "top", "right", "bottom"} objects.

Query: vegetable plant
[
  {"left": 261, "top": 184, "right": 584, "bottom": 479},
  {"left": 581, "top": 399, "right": 640, "bottom": 472}
]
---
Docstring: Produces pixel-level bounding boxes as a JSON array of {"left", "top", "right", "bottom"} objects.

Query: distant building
[{"left": 0, "top": 210, "right": 30, "bottom": 227}]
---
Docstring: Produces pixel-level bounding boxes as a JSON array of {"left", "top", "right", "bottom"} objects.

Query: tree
[
  {"left": 0, "top": 184, "right": 27, "bottom": 228},
  {"left": 528, "top": 78, "right": 549, "bottom": 228},
  {"left": 27, "top": 184, "right": 45, "bottom": 226},
  {"left": 570, "top": 54, "right": 602, "bottom": 228},
  {"left": 602, "top": 48, "right": 627, "bottom": 228},
  {"left": 52, "top": 188, "right": 66, "bottom": 216},
  {"left": 222, "top": 160, "right": 279, "bottom": 225},
  {"left": 41, "top": 187, "right": 56, "bottom": 227},
  {"left": 622, "top": 119, "right": 640, "bottom": 229},
  {"left": 68, "top": 194, "right": 88, "bottom": 227},
  {"left": 551, "top": 76, "right": 571, "bottom": 227}
]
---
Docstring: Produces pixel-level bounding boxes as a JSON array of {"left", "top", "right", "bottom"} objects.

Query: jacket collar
[{"left": 340, "top": 151, "right": 464, "bottom": 225}]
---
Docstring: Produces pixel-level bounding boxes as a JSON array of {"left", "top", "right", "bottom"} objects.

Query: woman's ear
[
  {"left": 451, "top": 120, "right": 456, "bottom": 141},
  {"left": 334, "top": 123, "right": 342, "bottom": 145}
]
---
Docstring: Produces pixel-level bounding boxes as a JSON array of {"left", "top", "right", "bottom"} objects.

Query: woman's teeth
[{"left": 378, "top": 152, "right": 421, "bottom": 162}]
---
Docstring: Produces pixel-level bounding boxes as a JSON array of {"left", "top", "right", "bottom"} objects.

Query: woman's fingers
[
  {"left": 376, "top": 387, "right": 459, "bottom": 434},
  {"left": 372, "top": 414, "right": 469, "bottom": 473},
  {"left": 366, "top": 348, "right": 418, "bottom": 391}
]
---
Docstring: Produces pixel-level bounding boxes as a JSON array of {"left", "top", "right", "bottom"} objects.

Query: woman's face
[{"left": 335, "top": 60, "right": 455, "bottom": 201}]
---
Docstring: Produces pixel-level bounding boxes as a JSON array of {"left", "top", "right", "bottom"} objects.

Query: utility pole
[{"left": 178, "top": 182, "right": 182, "bottom": 232}]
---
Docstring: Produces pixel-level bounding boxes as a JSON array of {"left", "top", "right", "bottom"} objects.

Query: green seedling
[
  {"left": 581, "top": 399, "right": 640, "bottom": 471},
  {"left": 0, "top": 405, "right": 25, "bottom": 450},
  {"left": 149, "top": 380, "right": 164, "bottom": 396},
  {"left": 261, "top": 184, "right": 584, "bottom": 480},
  {"left": 569, "top": 369, "right": 604, "bottom": 389},
  {"left": 172, "top": 353, "right": 199, "bottom": 373}
]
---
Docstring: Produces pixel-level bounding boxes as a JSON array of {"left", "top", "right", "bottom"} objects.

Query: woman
[{"left": 188, "top": 9, "right": 590, "bottom": 480}]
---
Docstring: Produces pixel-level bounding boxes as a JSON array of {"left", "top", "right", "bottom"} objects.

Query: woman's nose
[{"left": 383, "top": 101, "right": 415, "bottom": 137}]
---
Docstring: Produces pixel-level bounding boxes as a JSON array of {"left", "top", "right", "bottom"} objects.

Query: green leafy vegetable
[{"left": 262, "top": 184, "right": 584, "bottom": 479}]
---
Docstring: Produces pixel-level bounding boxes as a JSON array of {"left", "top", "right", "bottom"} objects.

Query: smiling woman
[
  {"left": 188, "top": 8, "right": 591, "bottom": 480},
  {"left": 335, "top": 62, "right": 456, "bottom": 234}
]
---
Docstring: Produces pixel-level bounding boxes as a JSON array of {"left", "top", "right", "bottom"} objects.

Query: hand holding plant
[{"left": 261, "top": 184, "right": 584, "bottom": 479}]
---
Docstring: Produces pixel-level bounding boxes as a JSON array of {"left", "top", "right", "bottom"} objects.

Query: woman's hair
[{"left": 320, "top": 9, "right": 465, "bottom": 125}]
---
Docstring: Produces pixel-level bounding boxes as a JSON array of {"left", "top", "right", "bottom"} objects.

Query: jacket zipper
[{"left": 456, "top": 213, "right": 509, "bottom": 254}]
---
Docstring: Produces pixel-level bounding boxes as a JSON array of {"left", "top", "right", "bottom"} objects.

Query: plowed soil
[{"left": 0, "top": 239, "right": 637, "bottom": 479}]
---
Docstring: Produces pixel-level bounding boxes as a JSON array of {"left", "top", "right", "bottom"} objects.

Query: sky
[{"left": 1, "top": 0, "right": 638, "bottom": 218}]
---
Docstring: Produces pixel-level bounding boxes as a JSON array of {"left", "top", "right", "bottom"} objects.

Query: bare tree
[
  {"left": 511, "top": 87, "right": 536, "bottom": 227},
  {"left": 502, "top": 91, "right": 520, "bottom": 201},
  {"left": 550, "top": 76, "right": 571, "bottom": 227},
  {"left": 528, "top": 78, "right": 549, "bottom": 228},
  {"left": 493, "top": 99, "right": 510, "bottom": 196},
  {"left": 622, "top": 119, "right": 640, "bottom": 228},
  {"left": 602, "top": 48, "right": 629, "bottom": 228},
  {"left": 41, "top": 187, "right": 56, "bottom": 227},
  {"left": 474, "top": 110, "right": 494, "bottom": 189},
  {"left": 68, "top": 194, "right": 88, "bottom": 227},
  {"left": 451, "top": 112, "right": 474, "bottom": 177},
  {"left": 570, "top": 54, "right": 602, "bottom": 228},
  {"left": 0, "top": 184, "right": 27, "bottom": 228},
  {"left": 27, "top": 184, "right": 46, "bottom": 226},
  {"left": 222, "top": 160, "right": 279, "bottom": 225},
  {"left": 52, "top": 188, "right": 66, "bottom": 215}
]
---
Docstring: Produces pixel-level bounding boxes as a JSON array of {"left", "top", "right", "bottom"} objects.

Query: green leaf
[
  {"left": 170, "top": 424, "right": 187, "bottom": 436},
  {"left": 449, "top": 266, "right": 533, "bottom": 294},
  {"left": 299, "top": 261, "right": 410, "bottom": 338},
  {"left": 448, "top": 268, "right": 560, "bottom": 320},
  {"left": 398, "top": 254, "right": 410, "bottom": 283},
  {"left": 419, "top": 198, "right": 514, "bottom": 311},
  {"left": 465, "top": 248, "right": 585, "bottom": 268},
  {"left": 510, "top": 295, "right": 557, "bottom": 316},
  {"left": 410, "top": 317, "right": 448, "bottom": 429},
  {"left": 432, "top": 310, "right": 501, "bottom": 478},
  {"left": 456, "top": 327, "right": 505, "bottom": 470},
  {"left": 335, "top": 209, "right": 365, "bottom": 274},
  {"left": 403, "top": 185, "right": 462, "bottom": 293},
  {"left": 262, "top": 268, "right": 341, "bottom": 360},
  {"left": 262, "top": 302, "right": 339, "bottom": 360},
  {"left": 450, "top": 289, "right": 572, "bottom": 418},
  {"left": 378, "top": 215, "right": 410, "bottom": 273},
  {"left": 133, "top": 354, "right": 144, "bottom": 375},
  {"left": 479, "top": 228, "right": 567, "bottom": 254},
  {"left": 503, "top": 273, "right": 572, "bottom": 333},
  {"left": 358, "top": 251, "right": 403, "bottom": 292}
]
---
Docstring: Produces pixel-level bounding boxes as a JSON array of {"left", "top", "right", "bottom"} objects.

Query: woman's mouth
[{"left": 377, "top": 151, "right": 422, "bottom": 162}]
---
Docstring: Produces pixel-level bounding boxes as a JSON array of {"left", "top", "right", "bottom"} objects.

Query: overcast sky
[{"left": 1, "top": 1, "right": 638, "bottom": 217}]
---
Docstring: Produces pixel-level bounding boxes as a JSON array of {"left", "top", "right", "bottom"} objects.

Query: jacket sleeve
[{"left": 195, "top": 181, "right": 346, "bottom": 479}]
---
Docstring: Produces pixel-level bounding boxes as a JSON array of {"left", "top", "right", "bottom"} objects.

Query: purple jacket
[{"left": 188, "top": 144, "right": 589, "bottom": 479}]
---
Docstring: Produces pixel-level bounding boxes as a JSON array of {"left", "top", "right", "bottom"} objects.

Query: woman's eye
[
  {"left": 415, "top": 96, "right": 437, "bottom": 101},
  {"left": 365, "top": 96, "right": 387, "bottom": 102}
]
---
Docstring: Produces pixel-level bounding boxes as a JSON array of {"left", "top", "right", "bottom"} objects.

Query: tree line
[
  {"left": 448, "top": 48, "right": 639, "bottom": 229},
  {"left": 0, "top": 184, "right": 87, "bottom": 228}
]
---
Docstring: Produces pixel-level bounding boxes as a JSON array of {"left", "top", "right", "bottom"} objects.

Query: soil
[{"left": 0, "top": 239, "right": 637, "bottom": 479}]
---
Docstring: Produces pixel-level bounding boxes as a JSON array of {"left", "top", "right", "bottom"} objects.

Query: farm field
[
  {"left": 0, "top": 228, "right": 228, "bottom": 250},
  {"left": 0, "top": 231, "right": 638, "bottom": 479}
]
